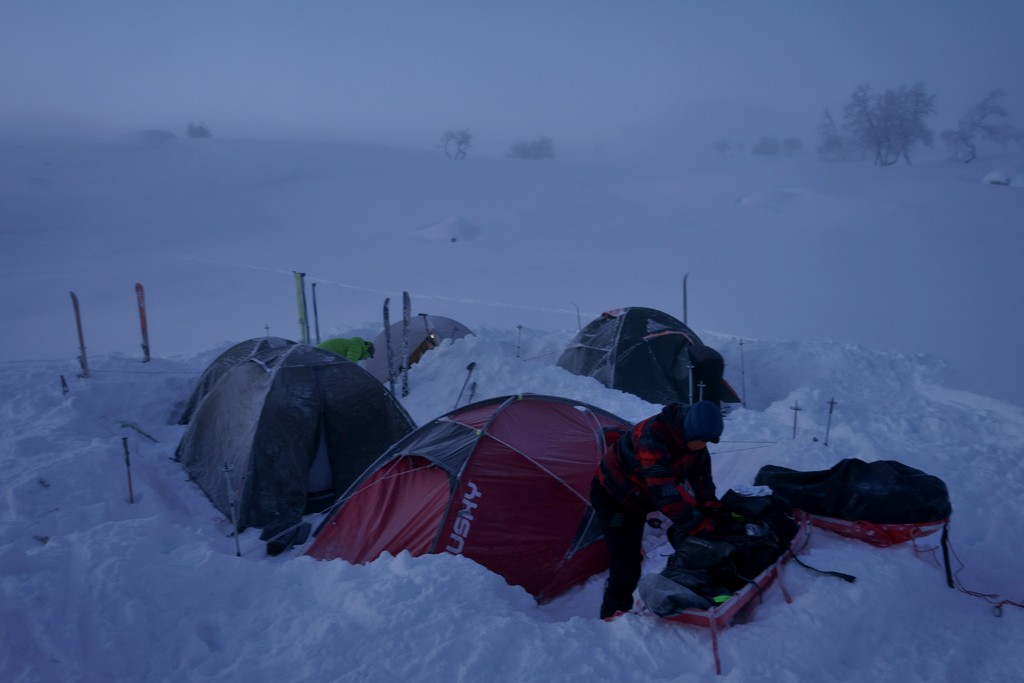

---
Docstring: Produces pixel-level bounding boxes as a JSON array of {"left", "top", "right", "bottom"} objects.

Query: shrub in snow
[
  {"left": 506, "top": 136, "right": 555, "bottom": 160},
  {"left": 439, "top": 128, "right": 473, "bottom": 160},
  {"left": 136, "top": 129, "right": 177, "bottom": 144},
  {"left": 186, "top": 122, "right": 212, "bottom": 138}
]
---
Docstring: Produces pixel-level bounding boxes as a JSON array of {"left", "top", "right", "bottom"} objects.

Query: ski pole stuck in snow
[
  {"left": 824, "top": 398, "right": 837, "bottom": 446},
  {"left": 455, "top": 362, "right": 477, "bottom": 408},
  {"left": 121, "top": 437, "right": 135, "bottom": 504}
]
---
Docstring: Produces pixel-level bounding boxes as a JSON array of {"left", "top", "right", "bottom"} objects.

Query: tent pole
[{"left": 222, "top": 463, "right": 242, "bottom": 557}]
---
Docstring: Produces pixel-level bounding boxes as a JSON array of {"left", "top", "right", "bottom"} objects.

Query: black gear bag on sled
[
  {"left": 636, "top": 489, "right": 810, "bottom": 675},
  {"left": 641, "top": 489, "right": 800, "bottom": 616},
  {"left": 753, "top": 458, "right": 952, "bottom": 546}
]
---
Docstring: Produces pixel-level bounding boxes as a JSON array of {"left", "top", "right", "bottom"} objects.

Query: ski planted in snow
[
  {"left": 401, "top": 291, "right": 411, "bottom": 397},
  {"left": 293, "top": 271, "right": 310, "bottom": 344},
  {"left": 135, "top": 282, "right": 150, "bottom": 362},
  {"left": 419, "top": 313, "right": 437, "bottom": 349},
  {"left": 383, "top": 298, "right": 396, "bottom": 395},
  {"left": 69, "top": 291, "right": 89, "bottom": 378},
  {"left": 311, "top": 282, "right": 321, "bottom": 344}
]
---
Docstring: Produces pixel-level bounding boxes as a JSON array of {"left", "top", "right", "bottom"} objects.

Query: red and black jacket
[{"left": 596, "top": 403, "right": 720, "bottom": 530}]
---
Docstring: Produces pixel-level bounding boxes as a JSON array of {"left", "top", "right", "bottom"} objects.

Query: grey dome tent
[
  {"left": 177, "top": 336, "right": 296, "bottom": 425},
  {"left": 557, "top": 307, "right": 741, "bottom": 406},
  {"left": 362, "top": 313, "right": 473, "bottom": 383},
  {"left": 175, "top": 344, "right": 415, "bottom": 533}
]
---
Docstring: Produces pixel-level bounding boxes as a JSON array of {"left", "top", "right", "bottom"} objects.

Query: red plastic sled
[
  {"left": 623, "top": 513, "right": 812, "bottom": 675},
  {"left": 804, "top": 513, "right": 947, "bottom": 547}
]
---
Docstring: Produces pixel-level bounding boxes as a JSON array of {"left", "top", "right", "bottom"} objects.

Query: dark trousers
[{"left": 590, "top": 478, "right": 648, "bottom": 618}]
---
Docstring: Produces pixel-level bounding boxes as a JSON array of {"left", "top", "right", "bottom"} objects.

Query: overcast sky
[{"left": 4, "top": 1, "right": 1024, "bottom": 153}]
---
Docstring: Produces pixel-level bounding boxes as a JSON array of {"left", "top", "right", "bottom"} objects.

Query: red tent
[{"left": 305, "top": 394, "right": 629, "bottom": 601}]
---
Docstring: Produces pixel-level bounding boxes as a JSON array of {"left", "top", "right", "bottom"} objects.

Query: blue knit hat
[{"left": 683, "top": 401, "right": 723, "bottom": 443}]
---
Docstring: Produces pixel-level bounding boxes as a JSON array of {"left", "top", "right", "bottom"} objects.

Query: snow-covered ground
[{"left": 2, "top": 136, "right": 1023, "bottom": 682}]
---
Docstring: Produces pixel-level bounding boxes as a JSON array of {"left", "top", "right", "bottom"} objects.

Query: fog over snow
[
  {"left": 4, "top": 2, "right": 1024, "bottom": 153},
  {"left": 2, "top": 134, "right": 1023, "bottom": 407},
  {"left": 3, "top": 3, "right": 1024, "bottom": 680},
  {"left": 1, "top": 135, "right": 1023, "bottom": 682}
]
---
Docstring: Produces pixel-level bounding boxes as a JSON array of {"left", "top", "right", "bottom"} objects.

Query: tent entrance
[{"left": 305, "top": 425, "right": 334, "bottom": 514}]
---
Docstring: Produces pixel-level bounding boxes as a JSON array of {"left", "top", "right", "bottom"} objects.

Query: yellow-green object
[{"left": 318, "top": 337, "right": 374, "bottom": 361}]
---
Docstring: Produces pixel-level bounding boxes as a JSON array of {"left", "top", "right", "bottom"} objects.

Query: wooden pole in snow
[
  {"left": 683, "top": 273, "right": 689, "bottom": 325},
  {"left": 135, "top": 282, "right": 150, "bottom": 362}
]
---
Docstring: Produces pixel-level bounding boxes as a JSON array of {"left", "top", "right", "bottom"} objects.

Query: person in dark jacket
[{"left": 590, "top": 400, "right": 725, "bottom": 619}]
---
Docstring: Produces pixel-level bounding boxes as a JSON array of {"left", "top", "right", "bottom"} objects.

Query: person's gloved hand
[
  {"left": 668, "top": 511, "right": 714, "bottom": 549},
  {"left": 690, "top": 515, "right": 716, "bottom": 537}
]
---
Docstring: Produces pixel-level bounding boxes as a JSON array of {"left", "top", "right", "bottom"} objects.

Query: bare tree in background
[
  {"left": 843, "top": 83, "right": 936, "bottom": 166},
  {"left": 439, "top": 129, "right": 473, "bottom": 160},
  {"left": 941, "top": 89, "right": 1020, "bottom": 163},
  {"left": 816, "top": 107, "right": 849, "bottom": 161}
]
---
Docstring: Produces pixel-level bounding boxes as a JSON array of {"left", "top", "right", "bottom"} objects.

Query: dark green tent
[
  {"left": 177, "top": 336, "right": 296, "bottom": 425},
  {"left": 557, "top": 307, "right": 741, "bottom": 406}
]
